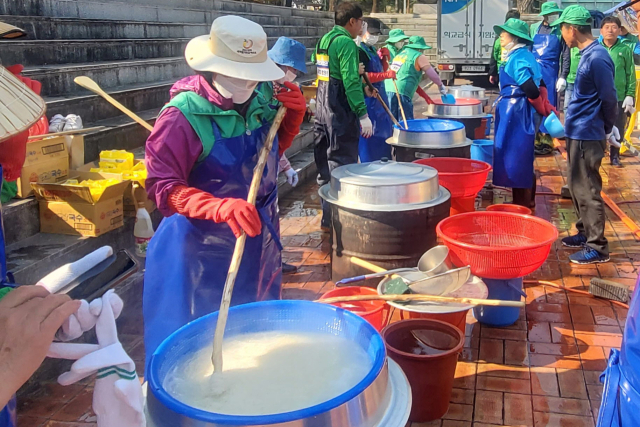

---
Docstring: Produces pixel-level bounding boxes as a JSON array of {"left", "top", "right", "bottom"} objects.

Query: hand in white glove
[
  {"left": 360, "top": 116, "right": 373, "bottom": 138},
  {"left": 607, "top": 126, "right": 621, "bottom": 147},
  {"left": 556, "top": 77, "right": 567, "bottom": 93},
  {"left": 623, "top": 96, "right": 636, "bottom": 114},
  {"left": 439, "top": 84, "right": 448, "bottom": 95},
  {"left": 284, "top": 168, "right": 299, "bottom": 187},
  {"left": 47, "top": 291, "right": 146, "bottom": 427}
]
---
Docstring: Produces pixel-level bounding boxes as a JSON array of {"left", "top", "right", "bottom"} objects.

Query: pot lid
[{"left": 319, "top": 159, "right": 450, "bottom": 211}]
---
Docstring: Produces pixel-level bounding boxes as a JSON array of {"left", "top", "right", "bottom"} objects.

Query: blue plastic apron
[
  {"left": 532, "top": 25, "right": 561, "bottom": 134},
  {"left": 0, "top": 167, "right": 17, "bottom": 427},
  {"left": 597, "top": 276, "right": 640, "bottom": 427},
  {"left": 143, "top": 119, "right": 283, "bottom": 371},
  {"left": 359, "top": 44, "right": 393, "bottom": 162},
  {"left": 493, "top": 66, "right": 535, "bottom": 189}
]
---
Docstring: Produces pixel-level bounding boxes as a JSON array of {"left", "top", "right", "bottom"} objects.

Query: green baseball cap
[
  {"left": 550, "top": 5, "right": 592, "bottom": 27},
  {"left": 494, "top": 18, "right": 534, "bottom": 44},
  {"left": 405, "top": 35, "right": 431, "bottom": 50},
  {"left": 387, "top": 28, "right": 410, "bottom": 44},
  {"left": 539, "top": 1, "right": 563, "bottom": 16}
]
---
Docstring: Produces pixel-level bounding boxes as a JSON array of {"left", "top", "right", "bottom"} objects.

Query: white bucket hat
[{"left": 185, "top": 15, "right": 285, "bottom": 82}]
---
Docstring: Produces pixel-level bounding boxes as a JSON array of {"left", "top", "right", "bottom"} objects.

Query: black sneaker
[
  {"left": 282, "top": 262, "right": 298, "bottom": 274},
  {"left": 561, "top": 233, "right": 587, "bottom": 248},
  {"left": 611, "top": 156, "right": 623, "bottom": 167},
  {"left": 569, "top": 247, "right": 610, "bottom": 264}
]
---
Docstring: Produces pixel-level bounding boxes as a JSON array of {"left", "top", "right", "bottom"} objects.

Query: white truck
[{"left": 436, "top": 0, "right": 516, "bottom": 84}]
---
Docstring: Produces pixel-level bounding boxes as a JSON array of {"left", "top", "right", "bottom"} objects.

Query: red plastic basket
[
  {"left": 436, "top": 212, "right": 558, "bottom": 279},
  {"left": 414, "top": 158, "right": 492, "bottom": 198}
]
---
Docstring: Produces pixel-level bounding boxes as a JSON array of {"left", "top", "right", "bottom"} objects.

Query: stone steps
[
  {"left": 0, "top": 36, "right": 319, "bottom": 66},
  {"left": 0, "top": 15, "right": 332, "bottom": 40},
  {"left": 0, "top": 0, "right": 333, "bottom": 24},
  {"left": 26, "top": 57, "right": 318, "bottom": 97}
]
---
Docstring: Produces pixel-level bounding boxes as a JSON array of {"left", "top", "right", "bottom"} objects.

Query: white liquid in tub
[{"left": 163, "top": 331, "right": 373, "bottom": 416}]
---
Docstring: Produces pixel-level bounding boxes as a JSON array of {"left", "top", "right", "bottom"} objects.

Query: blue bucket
[
  {"left": 473, "top": 277, "right": 525, "bottom": 327},
  {"left": 485, "top": 114, "right": 493, "bottom": 136},
  {"left": 471, "top": 139, "right": 494, "bottom": 166},
  {"left": 544, "top": 112, "right": 565, "bottom": 138},
  {"left": 147, "top": 300, "right": 386, "bottom": 426}
]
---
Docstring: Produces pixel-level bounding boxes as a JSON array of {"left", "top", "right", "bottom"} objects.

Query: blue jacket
[{"left": 565, "top": 41, "right": 618, "bottom": 141}]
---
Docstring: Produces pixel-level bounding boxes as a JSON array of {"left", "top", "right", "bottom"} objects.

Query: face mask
[
  {"left": 365, "top": 34, "right": 379, "bottom": 46},
  {"left": 503, "top": 40, "right": 516, "bottom": 51},
  {"left": 354, "top": 35, "right": 362, "bottom": 45},
  {"left": 213, "top": 74, "right": 258, "bottom": 104},
  {"left": 547, "top": 14, "right": 558, "bottom": 24},
  {"left": 394, "top": 41, "right": 404, "bottom": 50},
  {"left": 276, "top": 70, "right": 297, "bottom": 84}
]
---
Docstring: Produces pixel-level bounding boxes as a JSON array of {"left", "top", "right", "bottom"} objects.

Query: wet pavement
[{"left": 15, "top": 97, "right": 640, "bottom": 427}]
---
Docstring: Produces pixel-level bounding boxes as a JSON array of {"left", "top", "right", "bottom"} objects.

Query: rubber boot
[
  {"left": 321, "top": 199, "right": 331, "bottom": 232},
  {"left": 512, "top": 188, "right": 532, "bottom": 208},
  {"left": 610, "top": 146, "right": 622, "bottom": 167},
  {"left": 530, "top": 175, "right": 537, "bottom": 209}
]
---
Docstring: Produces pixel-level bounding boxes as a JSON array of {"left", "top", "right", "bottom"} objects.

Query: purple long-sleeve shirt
[{"left": 145, "top": 75, "right": 233, "bottom": 216}]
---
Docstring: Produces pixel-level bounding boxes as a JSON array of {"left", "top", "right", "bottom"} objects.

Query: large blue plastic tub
[
  {"left": 471, "top": 139, "right": 494, "bottom": 166},
  {"left": 473, "top": 277, "right": 525, "bottom": 327},
  {"left": 147, "top": 300, "right": 387, "bottom": 426}
]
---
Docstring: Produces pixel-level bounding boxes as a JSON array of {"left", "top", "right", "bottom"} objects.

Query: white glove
[
  {"left": 284, "top": 168, "right": 299, "bottom": 187},
  {"left": 47, "top": 291, "right": 146, "bottom": 427},
  {"left": 360, "top": 116, "right": 373, "bottom": 138},
  {"left": 607, "top": 126, "right": 621, "bottom": 147},
  {"left": 439, "top": 84, "right": 448, "bottom": 95},
  {"left": 556, "top": 77, "right": 567, "bottom": 93},
  {"left": 623, "top": 96, "right": 636, "bottom": 114}
]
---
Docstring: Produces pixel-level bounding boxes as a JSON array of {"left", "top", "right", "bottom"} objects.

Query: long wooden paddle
[
  {"left": 361, "top": 73, "right": 402, "bottom": 128},
  {"left": 211, "top": 105, "right": 288, "bottom": 371},
  {"left": 392, "top": 80, "right": 409, "bottom": 129},
  {"left": 74, "top": 76, "right": 154, "bottom": 132}
]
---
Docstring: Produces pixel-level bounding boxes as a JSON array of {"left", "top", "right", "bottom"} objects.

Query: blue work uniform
[
  {"left": 358, "top": 43, "right": 393, "bottom": 162},
  {"left": 531, "top": 23, "right": 562, "bottom": 134},
  {"left": 143, "top": 92, "right": 283, "bottom": 371},
  {"left": 493, "top": 47, "right": 542, "bottom": 189}
]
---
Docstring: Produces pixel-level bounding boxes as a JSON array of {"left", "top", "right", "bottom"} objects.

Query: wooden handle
[
  {"left": 362, "top": 73, "right": 402, "bottom": 128},
  {"left": 392, "top": 80, "right": 408, "bottom": 129},
  {"left": 74, "top": 76, "right": 154, "bottom": 132},
  {"left": 350, "top": 256, "right": 387, "bottom": 273},
  {"left": 211, "top": 106, "right": 288, "bottom": 371},
  {"left": 28, "top": 126, "right": 105, "bottom": 140},
  {"left": 318, "top": 293, "right": 525, "bottom": 308}
]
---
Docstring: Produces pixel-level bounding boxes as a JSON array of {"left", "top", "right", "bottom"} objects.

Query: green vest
[
  {"left": 385, "top": 48, "right": 422, "bottom": 98},
  {"left": 162, "top": 90, "right": 278, "bottom": 162},
  {"left": 567, "top": 47, "right": 581, "bottom": 84}
]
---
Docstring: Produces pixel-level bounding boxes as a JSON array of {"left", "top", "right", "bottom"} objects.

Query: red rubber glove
[
  {"left": 167, "top": 186, "right": 262, "bottom": 238},
  {"left": 539, "top": 86, "right": 559, "bottom": 116},
  {"left": 528, "top": 87, "right": 558, "bottom": 117},
  {"left": 416, "top": 86, "right": 434, "bottom": 105},
  {"left": 274, "top": 81, "right": 306, "bottom": 156},
  {"left": 367, "top": 70, "right": 396, "bottom": 84},
  {"left": 378, "top": 47, "right": 391, "bottom": 62}
]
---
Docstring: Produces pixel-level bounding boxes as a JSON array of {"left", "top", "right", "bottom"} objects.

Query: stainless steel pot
[
  {"left": 426, "top": 99, "right": 484, "bottom": 118},
  {"left": 448, "top": 85, "right": 489, "bottom": 105},
  {"left": 318, "top": 159, "right": 449, "bottom": 211},
  {"left": 386, "top": 119, "right": 470, "bottom": 149}
]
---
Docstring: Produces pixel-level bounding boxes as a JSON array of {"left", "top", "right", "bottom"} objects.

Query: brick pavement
[{"left": 16, "top": 143, "right": 640, "bottom": 427}]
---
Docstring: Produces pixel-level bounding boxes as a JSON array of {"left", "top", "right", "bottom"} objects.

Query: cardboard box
[
  {"left": 16, "top": 136, "right": 70, "bottom": 198},
  {"left": 77, "top": 160, "right": 156, "bottom": 216},
  {"left": 31, "top": 171, "right": 129, "bottom": 237}
]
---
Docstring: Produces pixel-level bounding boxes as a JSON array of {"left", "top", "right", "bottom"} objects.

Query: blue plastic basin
[
  {"left": 544, "top": 112, "right": 565, "bottom": 138},
  {"left": 395, "top": 119, "right": 464, "bottom": 133},
  {"left": 471, "top": 139, "right": 494, "bottom": 166},
  {"left": 473, "top": 277, "right": 525, "bottom": 327}
]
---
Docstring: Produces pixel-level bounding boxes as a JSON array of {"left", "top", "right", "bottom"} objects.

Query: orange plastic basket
[
  {"left": 436, "top": 212, "right": 558, "bottom": 279},
  {"left": 486, "top": 204, "right": 532, "bottom": 215},
  {"left": 414, "top": 158, "right": 492, "bottom": 198}
]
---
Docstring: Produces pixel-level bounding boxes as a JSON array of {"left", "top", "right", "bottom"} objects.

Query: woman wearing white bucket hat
[{"left": 143, "top": 15, "right": 307, "bottom": 370}]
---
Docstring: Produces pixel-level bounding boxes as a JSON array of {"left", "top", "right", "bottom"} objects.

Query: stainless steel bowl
[
  {"left": 426, "top": 101, "right": 484, "bottom": 118},
  {"left": 418, "top": 245, "right": 454, "bottom": 276},
  {"left": 319, "top": 159, "right": 451, "bottom": 211},
  {"left": 386, "top": 119, "right": 469, "bottom": 148}
]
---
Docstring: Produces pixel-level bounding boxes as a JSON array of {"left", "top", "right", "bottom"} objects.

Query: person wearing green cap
[
  {"left": 489, "top": 9, "right": 521, "bottom": 85},
  {"left": 599, "top": 15, "right": 636, "bottom": 167},
  {"left": 493, "top": 18, "right": 556, "bottom": 208},
  {"left": 384, "top": 28, "right": 410, "bottom": 62},
  {"left": 530, "top": 1, "right": 571, "bottom": 155},
  {"left": 553, "top": 5, "right": 618, "bottom": 264},
  {"left": 385, "top": 35, "right": 446, "bottom": 121}
]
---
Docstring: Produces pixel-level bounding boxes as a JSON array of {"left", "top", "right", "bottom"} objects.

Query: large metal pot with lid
[
  {"left": 448, "top": 85, "right": 489, "bottom": 106},
  {"left": 319, "top": 159, "right": 451, "bottom": 285},
  {"left": 386, "top": 119, "right": 472, "bottom": 162},
  {"left": 424, "top": 98, "right": 491, "bottom": 141}
]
